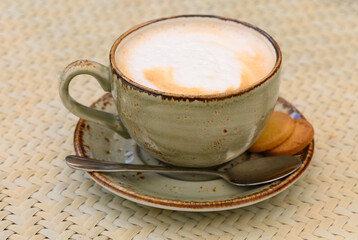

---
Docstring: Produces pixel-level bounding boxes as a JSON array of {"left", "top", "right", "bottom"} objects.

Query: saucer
[{"left": 73, "top": 93, "right": 314, "bottom": 212}]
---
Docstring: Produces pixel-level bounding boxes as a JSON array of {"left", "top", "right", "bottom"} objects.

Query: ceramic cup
[{"left": 59, "top": 15, "right": 282, "bottom": 167}]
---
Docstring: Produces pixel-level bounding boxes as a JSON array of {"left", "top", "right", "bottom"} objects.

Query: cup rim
[{"left": 109, "top": 14, "right": 282, "bottom": 101}]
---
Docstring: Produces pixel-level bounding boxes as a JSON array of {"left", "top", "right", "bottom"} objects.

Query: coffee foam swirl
[{"left": 115, "top": 18, "right": 276, "bottom": 95}]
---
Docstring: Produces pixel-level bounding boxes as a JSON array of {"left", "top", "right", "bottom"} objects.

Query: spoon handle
[{"left": 66, "top": 155, "right": 222, "bottom": 177}]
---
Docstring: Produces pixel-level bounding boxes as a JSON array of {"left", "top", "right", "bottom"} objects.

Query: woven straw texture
[{"left": 1, "top": 0, "right": 357, "bottom": 239}]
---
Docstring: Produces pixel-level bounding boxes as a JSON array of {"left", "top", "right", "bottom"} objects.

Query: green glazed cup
[{"left": 59, "top": 15, "right": 282, "bottom": 167}]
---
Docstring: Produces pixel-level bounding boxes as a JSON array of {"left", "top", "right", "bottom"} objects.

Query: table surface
[{"left": 1, "top": 0, "right": 357, "bottom": 239}]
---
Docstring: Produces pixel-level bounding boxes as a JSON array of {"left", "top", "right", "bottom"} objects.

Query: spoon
[{"left": 65, "top": 155, "right": 302, "bottom": 186}]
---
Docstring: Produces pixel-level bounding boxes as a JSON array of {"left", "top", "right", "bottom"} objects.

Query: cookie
[
  {"left": 249, "top": 112, "right": 295, "bottom": 152},
  {"left": 265, "top": 118, "right": 314, "bottom": 156}
]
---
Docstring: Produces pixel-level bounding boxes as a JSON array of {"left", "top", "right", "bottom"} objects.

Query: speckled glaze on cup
[{"left": 59, "top": 15, "right": 282, "bottom": 167}]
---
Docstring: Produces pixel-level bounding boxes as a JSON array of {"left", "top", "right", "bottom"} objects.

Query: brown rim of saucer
[
  {"left": 73, "top": 93, "right": 314, "bottom": 211},
  {"left": 109, "top": 14, "right": 282, "bottom": 102}
]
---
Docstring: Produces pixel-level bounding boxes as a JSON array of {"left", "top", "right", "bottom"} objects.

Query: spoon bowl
[{"left": 66, "top": 155, "right": 302, "bottom": 186}]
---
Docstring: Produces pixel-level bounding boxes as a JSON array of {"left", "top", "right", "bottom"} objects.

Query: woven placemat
[{"left": 1, "top": 0, "right": 357, "bottom": 239}]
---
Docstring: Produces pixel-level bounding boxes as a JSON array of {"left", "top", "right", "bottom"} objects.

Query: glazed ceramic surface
[
  {"left": 60, "top": 15, "right": 282, "bottom": 167},
  {"left": 74, "top": 94, "right": 314, "bottom": 212},
  {"left": 112, "top": 72, "right": 280, "bottom": 167}
]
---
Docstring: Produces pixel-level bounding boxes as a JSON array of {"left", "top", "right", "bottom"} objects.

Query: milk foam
[{"left": 115, "top": 18, "right": 276, "bottom": 95}]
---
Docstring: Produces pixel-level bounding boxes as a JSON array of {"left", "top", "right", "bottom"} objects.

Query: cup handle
[{"left": 59, "top": 60, "right": 130, "bottom": 139}]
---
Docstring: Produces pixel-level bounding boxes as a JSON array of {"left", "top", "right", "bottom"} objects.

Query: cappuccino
[{"left": 115, "top": 17, "right": 276, "bottom": 95}]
